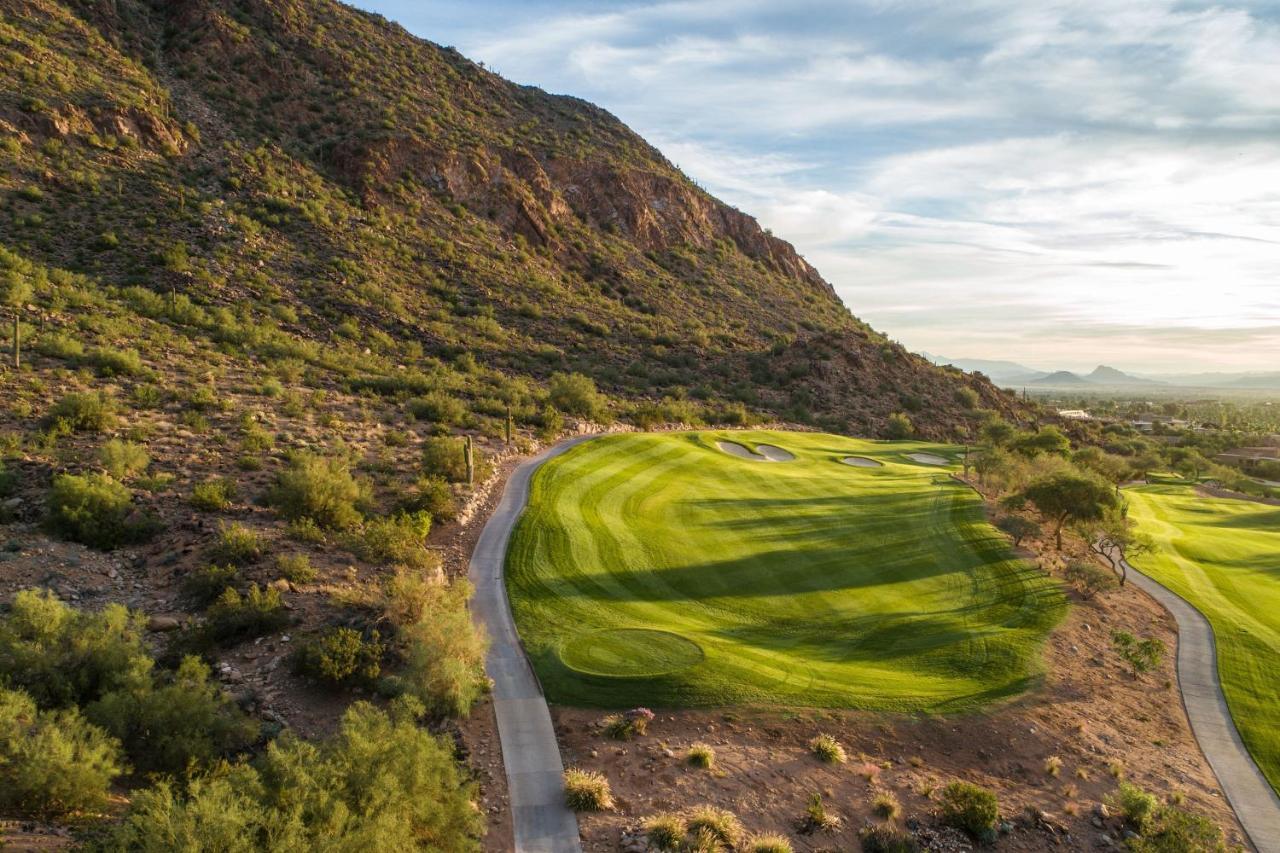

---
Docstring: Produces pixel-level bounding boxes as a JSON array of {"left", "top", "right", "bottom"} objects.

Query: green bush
[
  {"left": 403, "top": 475, "right": 457, "bottom": 521},
  {"left": 182, "top": 564, "right": 240, "bottom": 608},
  {"left": 884, "top": 412, "right": 914, "bottom": 439},
  {"left": 190, "top": 477, "right": 237, "bottom": 511},
  {"left": 563, "top": 768, "right": 613, "bottom": 811},
  {"left": 687, "top": 742, "right": 715, "bottom": 769},
  {"left": 87, "top": 656, "right": 256, "bottom": 776},
  {"left": 35, "top": 332, "right": 85, "bottom": 361},
  {"left": 1129, "top": 805, "right": 1226, "bottom": 852},
  {"left": 407, "top": 392, "right": 467, "bottom": 425},
  {"left": 0, "top": 590, "right": 151, "bottom": 708},
  {"left": 0, "top": 687, "right": 124, "bottom": 818},
  {"left": 208, "top": 522, "right": 263, "bottom": 565},
  {"left": 98, "top": 439, "right": 150, "bottom": 480},
  {"left": 45, "top": 391, "right": 117, "bottom": 432},
  {"left": 350, "top": 512, "right": 434, "bottom": 570},
  {"left": 939, "top": 781, "right": 999, "bottom": 838},
  {"left": 86, "top": 346, "right": 144, "bottom": 377},
  {"left": 201, "top": 585, "right": 289, "bottom": 646},
  {"left": 276, "top": 552, "right": 317, "bottom": 584},
  {"left": 420, "top": 436, "right": 490, "bottom": 484},
  {"left": 92, "top": 697, "right": 482, "bottom": 852},
  {"left": 268, "top": 453, "right": 366, "bottom": 530},
  {"left": 293, "top": 627, "right": 386, "bottom": 689},
  {"left": 396, "top": 580, "right": 488, "bottom": 717},
  {"left": 1107, "top": 781, "right": 1159, "bottom": 830},
  {"left": 45, "top": 473, "right": 157, "bottom": 550},
  {"left": 549, "top": 371, "right": 605, "bottom": 420}
]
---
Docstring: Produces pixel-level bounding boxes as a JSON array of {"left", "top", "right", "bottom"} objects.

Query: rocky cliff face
[{"left": 1, "top": 0, "right": 1029, "bottom": 438}]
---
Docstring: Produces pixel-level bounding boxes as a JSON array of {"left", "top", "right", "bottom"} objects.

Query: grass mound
[{"left": 507, "top": 430, "right": 1064, "bottom": 710}]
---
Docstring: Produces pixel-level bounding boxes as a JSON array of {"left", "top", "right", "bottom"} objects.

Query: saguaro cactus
[
  {"left": 464, "top": 435, "right": 475, "bottom": 485},
  {"left": 505, "top": 405, "right": 513, "bottom": 447}
]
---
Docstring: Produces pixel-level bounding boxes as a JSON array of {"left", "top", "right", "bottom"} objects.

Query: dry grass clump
[
  {"left": 1044, "top": 755, "right": 1063, "bottom": 777},
  {"left": 871, "top": 789, "right": 901, "bottom": 820},
  {"left": 563, "top": 768, "right": 613, "bottom": 811},
  {"left": 643, "top": 812, "right": 687, "bottom": 851},
  {"left": 745, "top": 832, "right": 794, "bottom": 852},
  {"left": 687, "top": 742, "right": 716, "bottom": 769},
  {"left": 685, "top": 805, "right": 743, "bottom": 847},
  {"left": 808, "top": 733, "right": 846, "bottom": 764}
]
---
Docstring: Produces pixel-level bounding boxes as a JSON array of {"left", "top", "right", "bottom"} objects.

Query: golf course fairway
[
  {"left": 505, "top": 431, "right": 1065, "bottom": 710},
  {"left": 1127, "top": 484, "right": 1280, "bottom": 795}
]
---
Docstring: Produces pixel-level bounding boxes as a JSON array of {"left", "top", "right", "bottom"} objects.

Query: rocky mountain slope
[{"left": 1, "top": 0, "right": 1026, "bottom": 437}]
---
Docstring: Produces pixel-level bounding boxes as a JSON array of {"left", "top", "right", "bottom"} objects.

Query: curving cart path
[
  {"left": 470, "top": 437, "right": 598, "bottom": 853},
  {"left": 1123, "top": 558, "right": 1280, "bottom": 853}
]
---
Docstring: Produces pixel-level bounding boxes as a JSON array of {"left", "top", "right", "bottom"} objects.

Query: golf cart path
[
  {"left": 470, "top": 436, "right": 598, "bottom": 853},
  {"left": 1122, "top": 557, "right": 1280, "bottom": 853}
]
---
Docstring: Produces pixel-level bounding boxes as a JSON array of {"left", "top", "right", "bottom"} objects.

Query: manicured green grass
[
  {"left": 1126, "top": 484, "right": 1280, "bottom": 794},
  {"left": 505, "top": 431, "right": 1065, "bottom": 710}
]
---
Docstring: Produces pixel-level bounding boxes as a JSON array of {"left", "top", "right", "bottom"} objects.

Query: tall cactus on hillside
[{"left": 464, "top": 435, "right": 475, "bottom": 485}]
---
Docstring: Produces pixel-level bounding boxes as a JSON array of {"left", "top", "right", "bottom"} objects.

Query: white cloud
[{"left": 362, "top": 0, "right": 1280, "bottom": 372}]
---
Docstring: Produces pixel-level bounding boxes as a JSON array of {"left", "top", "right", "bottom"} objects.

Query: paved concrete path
[
  {"left": 470, "top": 437, "right": 598, "bottom": 853},
  {"left": 1123, "top": 558, "right": 1280, "bottom": 853}
]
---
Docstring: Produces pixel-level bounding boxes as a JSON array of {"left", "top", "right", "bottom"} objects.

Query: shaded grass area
[
  {"left": 506, "top": 431, "right": 1065, "bottom": 710},
  {"left": 1127, "top": 484, "right": 1280, "bottom": 795}
]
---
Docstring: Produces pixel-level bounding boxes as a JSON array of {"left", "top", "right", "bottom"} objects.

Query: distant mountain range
[{"left": 925, "top": 355, "right": 1280, "bottom": 390}]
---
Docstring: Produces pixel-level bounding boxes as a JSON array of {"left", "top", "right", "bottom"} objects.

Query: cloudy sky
[{"left": 356, "top": 0, "right": 1280, "bottom": 374}]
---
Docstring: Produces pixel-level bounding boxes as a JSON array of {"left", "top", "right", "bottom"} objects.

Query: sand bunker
[
  {"left": 906, "top": 452, "right": 949, "bottom": 466},
  {"left": 841, "top": 456, "right": 883, "bottom": 468},
  {"left": 717, "top": 441, "right": 795, "bottom": 462}
]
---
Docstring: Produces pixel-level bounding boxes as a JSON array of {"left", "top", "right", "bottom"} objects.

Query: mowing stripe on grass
[
  {"left": 506, "top": 431, "right": 1065, "bottom": 710},
  {"left": 1127, "top": 485, "right": 1280, "bottom": 796}
]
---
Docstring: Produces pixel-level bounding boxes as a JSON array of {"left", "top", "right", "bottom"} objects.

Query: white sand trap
[
  {"left": 841, "top": 456, "right": 883, "bottom": 468},
  {"left": 906, "top": 452, "right": 949, "bottom": 466},
  {"left": 716, "top": 441, "right": 795, "bottom": 462}
]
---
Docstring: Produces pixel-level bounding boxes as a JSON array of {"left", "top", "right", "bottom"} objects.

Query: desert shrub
[
  {"left": 420, "top": 436, "right": 490, "bottom": 484},
  {"left": 860, "top": 824, "right": 921, "bottom": 853},
  {"left": 563, "top": 768, "right": 613, "bottom": 811},
  {"left": 800, "top": 792, "right": 841, "bottom": 833},
  {"left": 182, "top": 564, "right": 239, "bottom": 608},
  {"left": 350, "top": 512, "right": 434, "bottom": 570},
  {"left": 45, "top": 473, "right": 156, "bottom": 550},
  {"left": 1111, "top": 630, "right": 1165, "bottom": 678},
  {"left": 1044, "top": 755, "right": 1063, "bottom": 777},
  {"left": 93, "top": 697, "right": 482, "bottom": 851},
  {"left": 687, "top": 805, "right": 744, "bottom": 846},
  {"left": 0, "top": 590, "right": 151, "bottom": 708},
  {"left": 200, "top": 585, "right": 288, "bottom": 646},
  {"left": 746, "top": 833, "right": 794, "bottom": 853},
  {"left": 86, "top": 346, "right": 144, "bottom": 377},
  {"left": 407, "top": 392, "right": 467, "bottom": 425},
  {"left": 97, "top": 439, "right": 149, "bottom": 480},
  {"left": 45, "top": 392, "right": 117, "bottom": 432},
  {"left": 601, "top": 707, "right": 654, "bottom": 740},
  {"left": 268, "top": 452, "right": 366, "bottom": 530},
  {"left": 287, "top": 517, "right": 326, "bottom": 544},
  {"left": 995, "top": 515, "right": 1040, "bottom": 547},
  {"left": 1129, "top": 805, "right": 1226, "bottom": 852},
  {"left": 808, "top": 733, "right": 846, "bottom": 764},
  {"left": 549, "top": 372, "right": 606, "bottom": 420},
  {"left": 939, "top": 781, "right": 999, "bottom": 838},
  {"left": 872, "top": 790, "right": 901, "bottom": 820},
  {"left": 0, "top": 687, "right": 123, "bottom": 818},
  {"left": 190, "top": 477, "right": 237, "bottom": 511},
  {"left": 402, "top": 475, "right": 457, "bottom": 521},
  {"left": 276, "top": 552, "right": 317, "bottom": 584},
  {"left": 292, "top": 627, "right": 385, "bottom": 689},
  {"left": 208, "top": 522, "right": 263, "bottom": 565},
  {"left": 86, "top": 656, "right": 256, "bottom": 775},
  {"left": 644, "top": 813, "right": 687, "bottom": 851},
  {"left": 397, "top": 580, "right": 488, "bottom": 717},
  {"left": 884, "top": 412, "right": 914, "bottom": 439},
  {"left": 687, "top": 742, "right": 716, "bottom": 769},
  {"left": 35, "top": 332, "right": 84, "bottom": 360},
  {"left": 1065, "top": 559, "right": 1118, "bottom": 597},
  {"left": 1107, "top": 781, "right": 1158, "bottom": 830}
]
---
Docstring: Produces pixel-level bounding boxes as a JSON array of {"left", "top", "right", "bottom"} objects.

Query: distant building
[
  {"left": 1217, "top": 447, "right": 1280, "bottom": 474},
  {"left": 1057, "top": 409, "right": 1092, "bottom": 420}
]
